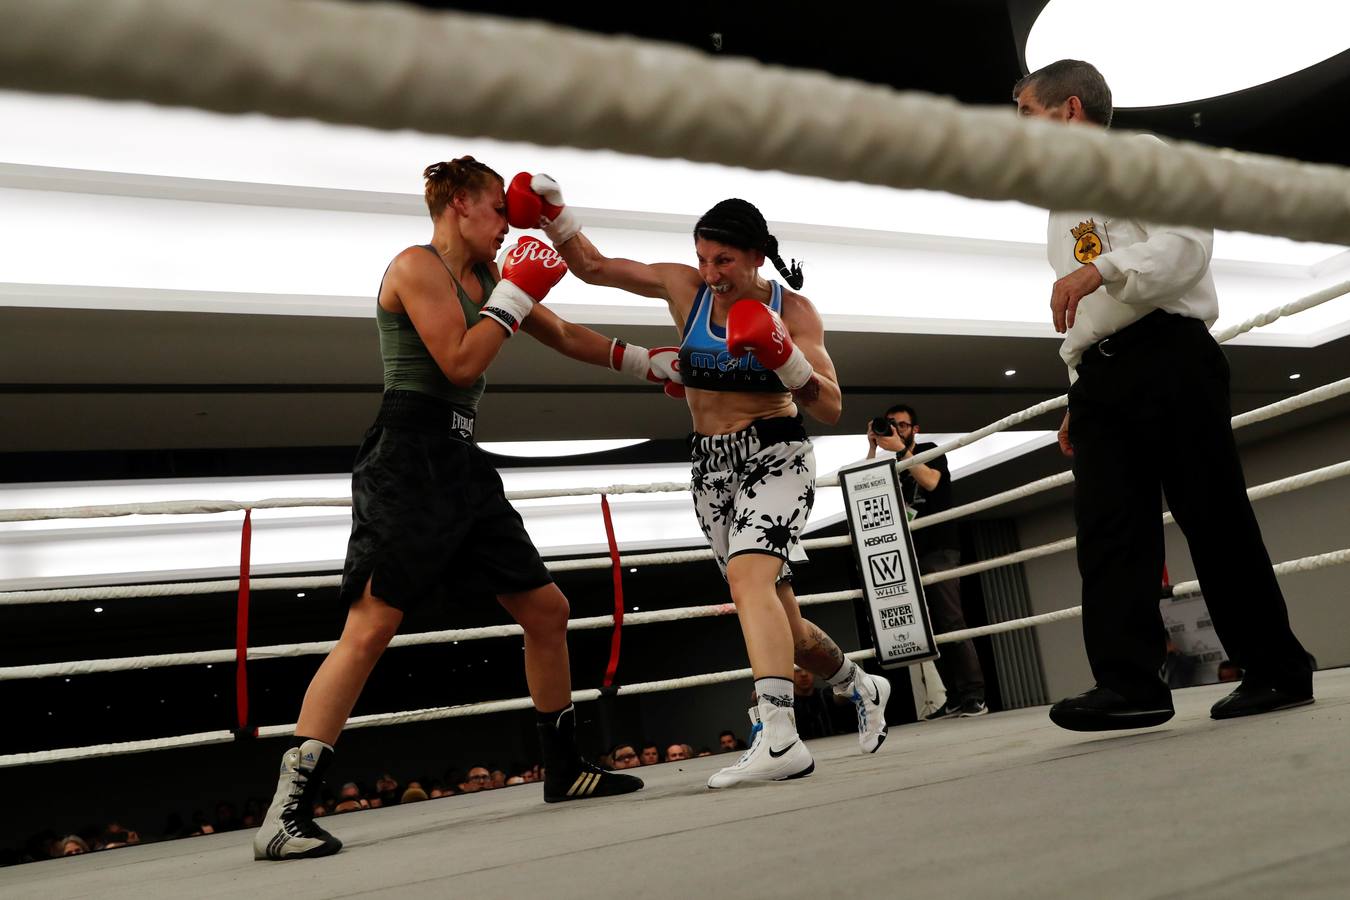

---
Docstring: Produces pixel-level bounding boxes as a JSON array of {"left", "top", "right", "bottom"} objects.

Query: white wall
[{"left": 1017, "top": 413, "right": 1350, "bottom": 699}]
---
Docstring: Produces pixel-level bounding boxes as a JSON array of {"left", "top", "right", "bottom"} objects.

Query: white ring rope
[
  {"left": 0, "top": 575, "right": 345, "bottom": 607},
  {"left": 0, "top": 590, "right": 860, "bottom": 681},
  {"left": 0, "top": 646, "right": 874, "bottom": 768},
  {"left": 934, "top": 547, "right": 1350, "bottom": 644},
  {"left": 8, "top": 544, "right": 1348, "bottom": 767},
  {"left": 4, "top": 2, "right": 1350, "bottom": 243},
  {"left": 3, "top": 282, "right": 1344, "bottom": 527},
  {"left": 4, "top": 444, "right": 1343, "bottom": 682},
  {"left": 1211, "top": 281, "right": 1350, "bottom": 345},
  {"left": 4, "top": 376, "right": 1344, "bottom": 609},
  {"left": 903, "top": 372, "right": 1350, "bottom": 528},
  {"left": 921, "top": 459, "right": 1350, "bottom": 586}
]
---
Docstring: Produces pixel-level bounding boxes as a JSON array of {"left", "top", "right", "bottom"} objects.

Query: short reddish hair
[{"left": 422, "top": 156, "right": 503, "bottom": 218}]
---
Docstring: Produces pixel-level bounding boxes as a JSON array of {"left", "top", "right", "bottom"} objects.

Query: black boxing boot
[{"left": 537, "top": 705, "right": 643, "bottom": 803}]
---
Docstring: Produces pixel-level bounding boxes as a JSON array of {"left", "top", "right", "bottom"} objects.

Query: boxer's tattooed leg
[{"left": 794, "top": 619, "right": 846, "bottom": 678}]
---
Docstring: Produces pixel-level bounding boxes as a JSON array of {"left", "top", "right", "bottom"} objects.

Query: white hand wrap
[
  {"left": 542, "top": 207, "right": 581, "bottom": 246},
  {"left": 612, "top": 339, "right": 651, "bottom": 381},
  {"left": 775, "top": 345, "right": 814, "bottom": 391},
  {"left": 532, "top": 173, "right": 582, "bottom": 245},
  {"left": 479, "top": 280, "right": 535, "bottom": 335}
]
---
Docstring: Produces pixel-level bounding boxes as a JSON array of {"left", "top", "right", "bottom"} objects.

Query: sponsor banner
[
  {"left": 838, "top": 459, "right": 938, "bottom": 668},
  {"left": 1161, "top": 593, "right": 1226, "bottom": 685}
]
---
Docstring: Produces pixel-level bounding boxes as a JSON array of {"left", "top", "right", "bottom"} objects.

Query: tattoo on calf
[{"left": 796, "top": 621, "right": 845, "bottom": 672}]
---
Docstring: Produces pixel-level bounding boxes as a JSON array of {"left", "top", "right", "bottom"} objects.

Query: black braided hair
[{"left": 694, "top": 198, "right": 804, "bottom": 289}]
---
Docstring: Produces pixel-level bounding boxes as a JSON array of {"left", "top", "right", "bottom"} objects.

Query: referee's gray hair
[{"left": 1013, "top": 59, "right": 1114, "bottom": 128}]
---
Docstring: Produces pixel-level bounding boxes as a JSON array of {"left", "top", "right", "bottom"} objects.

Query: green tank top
[{"left": 376, "top": 246, "right": 495, "bottom": 410}]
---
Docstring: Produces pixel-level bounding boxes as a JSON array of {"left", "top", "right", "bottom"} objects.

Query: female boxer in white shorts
[{"left": 509, "top": 177, "right": 892, "bottom": 788}]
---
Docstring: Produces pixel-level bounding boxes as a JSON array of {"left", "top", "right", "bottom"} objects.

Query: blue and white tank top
[{"left": 677, "top": 281, "right": 789, "bottom": 393}]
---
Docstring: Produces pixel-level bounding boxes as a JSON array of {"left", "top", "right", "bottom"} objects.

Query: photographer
[{"left": 867, "top": 404, "right": 987, "bottom": 718}]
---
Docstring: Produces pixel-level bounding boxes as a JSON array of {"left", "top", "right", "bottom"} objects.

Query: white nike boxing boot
[
  {"left": 707, "top": 696, "right": 814, "bottom": 789},
  {"left": 836, "top": 669, "right": 892, "bottom": 754}
]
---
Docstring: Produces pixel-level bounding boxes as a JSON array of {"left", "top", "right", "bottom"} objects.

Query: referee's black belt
[
  {"left": 375, "top": 390, "right": 476, "bottom": 441},
  {"left": 1079, "top": 310, "right": 1207, "bottom": 365}
]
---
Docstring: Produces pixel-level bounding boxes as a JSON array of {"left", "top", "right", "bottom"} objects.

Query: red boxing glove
[
  {"left": 480, "top": 237, "right": 568, "bottom": 335},
  {"left": 611, "top": 340, "right": 685, "bottom": 399},
  {"left": 725, "top": 299, "right": 814, "bottom": 391},
  {"left": 505, "top": 172, "right": 581, "bottom": 244}
]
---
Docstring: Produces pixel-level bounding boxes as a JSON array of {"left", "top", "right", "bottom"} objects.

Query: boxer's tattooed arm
[
  {"left": 791, "top": 376, "right": 822, "bottom": 403},
  {"left": 794, "top": 619, "right": 846, "bottom": 678}
]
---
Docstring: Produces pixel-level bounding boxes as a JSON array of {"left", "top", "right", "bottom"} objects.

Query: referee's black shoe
[
  {"left": 1210, "top": 680, "right": 1314, "bottom": 720},
  {"left": 1048, "top": 686, "right": 1174, "bottom": 732}
]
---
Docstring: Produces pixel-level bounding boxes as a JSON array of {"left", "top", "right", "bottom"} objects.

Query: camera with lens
[{"left": 869, "top": 415, "right": 895, "bottom": 437}]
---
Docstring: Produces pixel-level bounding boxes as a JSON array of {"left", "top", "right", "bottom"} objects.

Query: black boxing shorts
[{"left": 338, "top": 391, "right": 553, "bottom": 611}]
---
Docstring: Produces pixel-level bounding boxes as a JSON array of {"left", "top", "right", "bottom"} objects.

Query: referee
[{"left": 1013, "top": 60, "right": 1314, "bottom": 731}]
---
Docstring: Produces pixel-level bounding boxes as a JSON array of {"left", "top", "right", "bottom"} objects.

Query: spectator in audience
[
  {"left": 60, "top": 835, "right": 90, "bottom": 857},
  {"left": 462, "top": 766, "right": 493, "bottom": 793},
  {"left": 101, "top": 830, "right": 137, "bottom": 850},
  {"left": 214, "top": 802, "right": 241, "bottom": 833},
  {"left": 793, "top": 666, "right": 853, "bottom": 740},
  {"left": 101, "top": 822, "right": 140, "bottom": 849},
  {"left": 666, "top": 744, "right": 690, "bottom": 762},
  {"left": 1217, "top": 660, "right": 1244, "bottom": 683},
  {"left": 696, "top": 748, "right": 713, "bottom": 757},
  {"left": 401, "top": 786, "right": 429, "bottom": 803},
  {"left": 490, "top": 769, "right": 507, "bottom": 790},
  {"left": 189, "top": 810, "right": 216, "bottom": 835},
  {"left": 640, "top": 743, "right": 661, "bottom": 766},
  {"left": 610, "top": 743, "right": 640, "bottom": 770},
  {"left": 241, "top": 799, "right": 265, "bottom": 829},
  {"left": 505, "top": 776, "right": 526, "bottom": 786},
  {"left": 718, "top": 730, "right": 743, "bottom": 752},
  {"left": 334, "top": 783, "right": 369, "bottom": 814},
  {"left": 374, "top": 773, "right": 401, "bottom": 807},
  {"left": 868, "top": 403, "right": 988, "bottom": 719},
  {"left": 76, "top": 825, "right": 102, "bottom": 849}
]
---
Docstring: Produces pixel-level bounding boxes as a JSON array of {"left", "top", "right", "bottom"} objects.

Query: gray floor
[{"left": 8, "top": 670, "right": 1349, "bottom": 900}]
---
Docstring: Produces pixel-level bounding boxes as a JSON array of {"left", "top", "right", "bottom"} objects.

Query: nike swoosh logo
[
  {"left": 768, "top": 741, "right": 798, "bottom": 758},
  {"left": 869, "top": 683, "right": 880, "bottom": 705}
]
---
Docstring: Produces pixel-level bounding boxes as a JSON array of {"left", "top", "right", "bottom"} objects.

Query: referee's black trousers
[{"left": 1067, "top": 312, "right": 1311, "bottom": 705}]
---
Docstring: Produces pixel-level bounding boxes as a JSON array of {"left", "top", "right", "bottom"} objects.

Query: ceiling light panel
[
  {"left": 1027, "top": 0, "right": 1350, "bottom": 107},
  {"left": 2, "top": 90, "right": 1343, "bottom": 266}
]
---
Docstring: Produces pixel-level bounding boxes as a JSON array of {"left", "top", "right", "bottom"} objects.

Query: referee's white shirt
[{"left": 1046, "top": 135, "right": 1219, "bottom": 382}]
